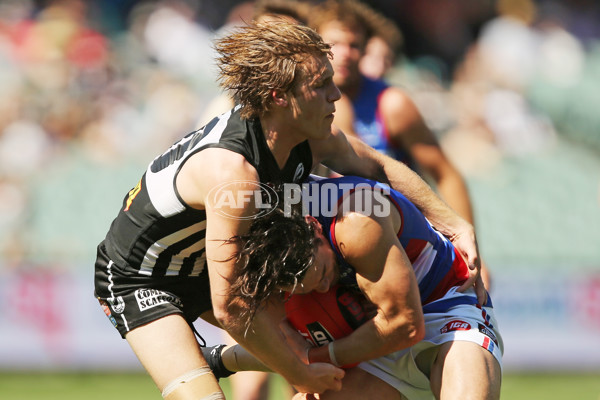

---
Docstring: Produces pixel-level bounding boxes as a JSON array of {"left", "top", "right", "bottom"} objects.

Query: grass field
[{"left": 1, "top": 371, "right": 599, "bottom": 399}]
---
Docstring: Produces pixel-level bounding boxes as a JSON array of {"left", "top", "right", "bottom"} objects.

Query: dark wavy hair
[{"left": 227, "top": 208, "right": 318, "bottom": 330}]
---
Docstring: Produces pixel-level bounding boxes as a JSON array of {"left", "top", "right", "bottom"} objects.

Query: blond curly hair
[{"left": 214, "top": 21, "right": 332, "bottom": 119}]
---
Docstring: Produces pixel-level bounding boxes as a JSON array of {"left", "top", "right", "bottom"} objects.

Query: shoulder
[
  {"left": 177, "top": 147, "right": 259, "bottom": 209},
  {"left": 334, "top": 190, "right": 400, "bottom": 264},
  {"left": 379, "top": 87, "right": 418, "bottom": 116},
  {"left": 378, "top": 87, "right": 426, "bottom": 137}
]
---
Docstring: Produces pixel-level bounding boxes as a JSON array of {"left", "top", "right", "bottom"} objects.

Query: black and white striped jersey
[{"left": 100, "top": 106, "right": 313, "bottom": 277}]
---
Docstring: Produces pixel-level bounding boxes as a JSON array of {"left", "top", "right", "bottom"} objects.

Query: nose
[{"left": 329, "top": 83, "right": 342, "bottom": 102}]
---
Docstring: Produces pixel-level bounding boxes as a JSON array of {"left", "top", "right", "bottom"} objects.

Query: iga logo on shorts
[
  {"left": 206, "top": 180, "right": 278, "bottom": 220},
  {"left": 440, "top": 320, "right": 471, "bottom": 334}
]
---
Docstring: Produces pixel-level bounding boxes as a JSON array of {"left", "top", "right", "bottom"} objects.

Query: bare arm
[
  {"left": 380, "top": 88, "right": 491, "bottom": 295},
  {"left": 380, "top": 87, "right": 474, "bottom": 223},
  {"left": 178, "top": 148, "right": 344, "bottom": 393},
  {"left": 307, "top": 193, "right": 425, "bottom": 366},
  {"left": 310, "top": 128, "right": 483, "bottom": 303}
]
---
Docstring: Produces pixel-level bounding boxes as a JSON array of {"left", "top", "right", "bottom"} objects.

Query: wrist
[
  {"left": 327, "top": 342, "right": 340, "bottom": 367},
  {"left": 306, "top": 342, "right": 339, "bottom": 366}
]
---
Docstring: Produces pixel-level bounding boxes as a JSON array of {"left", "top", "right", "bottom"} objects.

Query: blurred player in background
[
  {"left": 309, "top": 0, "right": 491, "bottom": 288},
  {"left": 207, "top": 175, "right": 503, "bottom": 399},
  {"left": 94, "top": 20, "right": 483, "bottom": 400},
  {"left": 357, "top": 3, "right": 403, "bottom": 80}
]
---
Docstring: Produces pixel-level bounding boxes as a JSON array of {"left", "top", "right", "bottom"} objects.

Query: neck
[{"left": 259, "top": 114, "right": 302, "bottom": 169}]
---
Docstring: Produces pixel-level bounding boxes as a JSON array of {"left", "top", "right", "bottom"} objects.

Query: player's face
[
  {"left": 360, "top": 36, "right": 394, "bottom": 80},
  {"left": 288, "top": 55, "right": 341, "bottom": 140},
  {"left": 296, "top": 222, "right": 339, "bottom": 294},
  {"left": 318, "top": 21, "right": 366, "bottom": 90}
]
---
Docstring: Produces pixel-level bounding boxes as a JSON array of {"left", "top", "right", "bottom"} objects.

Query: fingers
[
  {"left": 451, "top": 224, "right": 481, "bottom": 273},
  {"left": 456, "top": 266, "right": 477, "bottom": 293},
  {"left": 330, "top": 367, "right": 345, "bottom": 391},
  {"left": 457, "top": 270, "right": 488, "bottom": 305},
  {"left": 474, "top": 274, "right": 488, "bottom": 305}
]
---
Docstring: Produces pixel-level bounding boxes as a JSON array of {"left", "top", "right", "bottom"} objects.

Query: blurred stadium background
[{"left": 0, "top": 0, "right": 598, "bottom": 398}]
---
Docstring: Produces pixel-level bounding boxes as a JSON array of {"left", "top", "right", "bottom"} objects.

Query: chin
[{"left": 312, "top": 128, "right": 331, "bottom": 141}]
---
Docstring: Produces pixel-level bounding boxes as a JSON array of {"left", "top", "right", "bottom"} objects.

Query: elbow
[
  {"left": 388, "top": 313, "right": 426, "bottom": 352},
  {"left": 407, "top": 318, "right": 426, "bottom": 347},
  {"left": 212, "top": 305, "right": 237, "bottom": 332}
]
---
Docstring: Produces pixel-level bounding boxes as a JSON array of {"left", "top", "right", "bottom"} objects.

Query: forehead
[
  {"left": 298, "top": 54, "right": 333, "bottom": 84},
  {"left": 319, "top": 20, "right": 367, "bottom": 44}
]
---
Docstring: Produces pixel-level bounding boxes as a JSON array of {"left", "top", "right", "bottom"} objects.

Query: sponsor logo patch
[
  {"left": 135, "top": 288, "right": 182, "bottom": 311},
  {"left": 440, "top": 320, "right": 471, "bottom": 334},
  {"left": 478, "top": 323, "right": 498, "bottom": 345},
  {"left": 306, "top": 321, "right": 334, "bottom": 347},
  {"left": 108, "top": 296, "right": 125, "bottom": 314},
  {"left": 293, "top": 163, "right": 305, "bottom": 182},
  {"left": 99, "top": 299, "right": 118, "bottom": 327}
]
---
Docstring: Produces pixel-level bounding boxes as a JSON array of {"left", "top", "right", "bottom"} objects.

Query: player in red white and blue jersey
[
  {"left": 304, "top": 174, "right": 470, "bottom": 307},
  {"left": 212, "top": 174, "right": 503, "bottom": 400},
  {"left": 298, "top": 174, "right": 503, "bottom": 399}
]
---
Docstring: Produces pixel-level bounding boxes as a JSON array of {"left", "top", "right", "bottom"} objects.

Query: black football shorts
[{"left": 94, "top": 243, "right": 213, "bottom": 338}]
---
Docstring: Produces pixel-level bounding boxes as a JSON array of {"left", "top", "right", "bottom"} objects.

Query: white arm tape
[{"left": 328, "top": 342, "right": 340, "bottom": 367}]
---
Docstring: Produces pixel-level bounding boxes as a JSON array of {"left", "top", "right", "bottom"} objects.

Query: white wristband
[{"left": 328, "top": 342, "right": 340, "bottom": 367}]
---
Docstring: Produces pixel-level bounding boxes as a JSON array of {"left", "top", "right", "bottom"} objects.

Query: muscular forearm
[
  {"left": 308, "top": 312, "right": 424, "bottom": 368},
  {"left": 337, "top": 136, "right": 471, "bottom": 236},
  {"left": 221, "top": 344, "right": 273, "bottom": 373},
  {"left": 222, "top": 306, "right": 306, "bottom": 380},
  {"left": 378, "top": 154, "right": 471, "bottom": 236}
]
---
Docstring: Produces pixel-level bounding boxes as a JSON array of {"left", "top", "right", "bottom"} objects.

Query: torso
[
  {"left": 101, "top": 106, "right": 313, "bottom": 278},
  {"left": 352, "top": 77, "right": 417, "bottom": 170}
]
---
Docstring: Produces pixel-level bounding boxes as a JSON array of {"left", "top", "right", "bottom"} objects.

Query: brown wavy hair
[
  {"left": 214, "top": 21, "right": 332, "bottom": 119},
  {"left": 253, "top": 0, "right": 311, "bottom": 25},
  {"left": 227, "top": 207, "right": 319, "bottom": 330}
]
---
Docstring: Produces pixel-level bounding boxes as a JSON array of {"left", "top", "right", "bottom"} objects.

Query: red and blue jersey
[
  {"left": 353, "top": 77, "right": 417, "bottom": 171},
  {"left": 304, "top": 175, "right": 474, "bottom": 309}
]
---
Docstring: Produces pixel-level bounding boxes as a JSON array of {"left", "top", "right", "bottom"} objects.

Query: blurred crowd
[{"left": 0, "top": 0, "right": 599, "bottom": 266}]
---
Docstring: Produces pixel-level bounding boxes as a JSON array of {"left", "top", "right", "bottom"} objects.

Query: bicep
[
  {"left": 356, "top": 242, "right": 420, "bottom": 321},
  {"left": 337, "top": 212, "right": 420, "bottom": 323}
]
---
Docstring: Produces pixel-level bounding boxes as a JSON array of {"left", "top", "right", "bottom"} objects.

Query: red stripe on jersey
[
  {"left": 404, "top": 239, "right": 428, "bottom": 263},
  {"left": 423, "top": 247, "right": 469, "bottom": 304}
]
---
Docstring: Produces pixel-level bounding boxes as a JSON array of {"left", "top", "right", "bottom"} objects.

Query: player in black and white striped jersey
[{"left": 94, "top": 20, "right": 483, "bottom": 400}]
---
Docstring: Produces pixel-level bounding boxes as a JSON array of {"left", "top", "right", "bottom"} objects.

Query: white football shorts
[{"left": 358, "top": 287, "right": 503, "bottom": 400}]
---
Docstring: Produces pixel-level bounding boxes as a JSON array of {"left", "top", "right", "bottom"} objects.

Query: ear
[
  {"left": 271, "top": 89, "right": 289, "bottom": 107},
  {"left": 304, "top": 215, "right": 323, "bottom": 235}
]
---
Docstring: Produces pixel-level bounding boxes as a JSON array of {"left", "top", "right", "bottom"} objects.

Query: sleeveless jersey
[
  {"left": 304, "top": 175, "right": 469, "bottom": 307},
  {"left": 100, "top": 106, "right": 312, "bottom": 278},
  {"left": 352, "top": 77, "right": 417, "bottom": 170}
]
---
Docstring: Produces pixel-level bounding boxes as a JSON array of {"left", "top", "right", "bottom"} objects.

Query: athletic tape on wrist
[{"left": 328, "top": 342, "right": 340, "bottom": 367}]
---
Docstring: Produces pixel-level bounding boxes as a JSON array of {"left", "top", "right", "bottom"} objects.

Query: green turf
[{"left": 0, "top": 371, "right": 599, "bottom": 399}]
